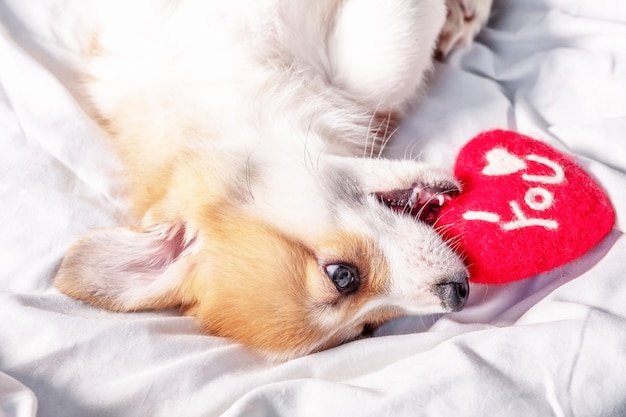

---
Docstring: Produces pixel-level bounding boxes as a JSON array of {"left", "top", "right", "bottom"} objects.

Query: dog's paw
[{"left": 436, "top": 0, "right": 492, "bottom": 57}]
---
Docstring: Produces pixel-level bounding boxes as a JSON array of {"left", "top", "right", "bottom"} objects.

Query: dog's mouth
[{"left": 375, "top": 183, "right": 459, "bottom": 225}]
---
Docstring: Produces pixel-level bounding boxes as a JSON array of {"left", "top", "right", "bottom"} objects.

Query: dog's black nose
[{"left": 435, "top": 273, "right": 469, "bottom": 312}]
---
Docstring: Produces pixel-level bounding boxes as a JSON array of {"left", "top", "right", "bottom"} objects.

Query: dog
[{"left": 54, "top": 0, "right": 492, "bottom": 361}]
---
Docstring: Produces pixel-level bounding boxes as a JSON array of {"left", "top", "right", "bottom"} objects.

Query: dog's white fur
[{"left": 55, "top": 0, "right": 492, "bottom": 360}]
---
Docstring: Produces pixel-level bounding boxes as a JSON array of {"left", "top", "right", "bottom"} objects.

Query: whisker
[
  {"left": 405, "top": 138, "right": 423, "bottom": 161},
  {"left": 378, "top": 124, "right": 400, "bottom": 159},
  {"left": 364, "top": 103, "right": 382, "bottom": 158},
  {"left": 245, "top": 147, "right": 258, "bottom": 200},
  {"left": 447, "top": 234, "right": 466, "bottom": 251},
  {"left": 370, "top": 118, "right": 384, "bottom": 159},
  {"left": 302, "top": 118, "right": 315, "bottom": 170},
  {"left": 377, "top": 109, "right": 392, "bottom": 158}
]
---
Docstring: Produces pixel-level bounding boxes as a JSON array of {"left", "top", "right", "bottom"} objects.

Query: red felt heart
[{"left": 437, "top": 130, "right": 615, "bottom": 284}]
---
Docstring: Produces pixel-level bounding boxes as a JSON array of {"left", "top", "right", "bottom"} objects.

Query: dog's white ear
[{"left": 54, "top": 222, "right": 197, "bottom": 311}]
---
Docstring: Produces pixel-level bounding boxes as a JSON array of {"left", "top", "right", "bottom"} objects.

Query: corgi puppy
[{"left": 54, "top": 0, "right": 492, "bottom": 361}]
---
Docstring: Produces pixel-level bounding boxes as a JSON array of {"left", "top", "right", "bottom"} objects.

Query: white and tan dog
[{"left": 54, "top": 0, "right": 492, "bottom": 360}]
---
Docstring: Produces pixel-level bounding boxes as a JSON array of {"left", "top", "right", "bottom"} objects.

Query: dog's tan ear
[{"left": 54, "top": 221, "right": 197, "bottom": 312}]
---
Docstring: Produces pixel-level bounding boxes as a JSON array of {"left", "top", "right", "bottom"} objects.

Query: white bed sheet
[{"left": 1, "top": 0, "right": 626, "bottom": 416}]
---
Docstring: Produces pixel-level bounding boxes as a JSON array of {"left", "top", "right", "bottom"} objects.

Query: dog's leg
[
  {"left": 327, "top": 0, "right": 447, "bottom": 114},
  {"left": 437, "top": 0, "right": 493, "bottom": 57}
]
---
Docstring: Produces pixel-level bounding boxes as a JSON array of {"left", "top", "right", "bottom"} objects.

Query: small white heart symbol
[{"left": 482, "top": 148, "right": 527, "bottom": 176}]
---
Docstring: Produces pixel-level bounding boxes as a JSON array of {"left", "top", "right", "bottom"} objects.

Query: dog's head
[{"left": 55, "top": 151, "right": 468, "bottom": 361}]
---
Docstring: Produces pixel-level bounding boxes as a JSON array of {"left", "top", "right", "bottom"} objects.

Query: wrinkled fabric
[{"left": 1, "top": 0, "right": 626, "bottom": 416}]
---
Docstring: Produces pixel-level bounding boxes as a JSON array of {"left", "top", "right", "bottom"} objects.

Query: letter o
[{"left": 524, "top": 187, "right": 554, "bottom": 211}]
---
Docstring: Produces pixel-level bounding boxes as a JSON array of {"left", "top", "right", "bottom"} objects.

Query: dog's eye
[{"left": 325, "top": 264, "right": 360, "bottom": 294}]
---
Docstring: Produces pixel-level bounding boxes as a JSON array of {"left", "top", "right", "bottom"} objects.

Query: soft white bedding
[{"left": 1, "top": 0, "right": 626, "bottom": 416}]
